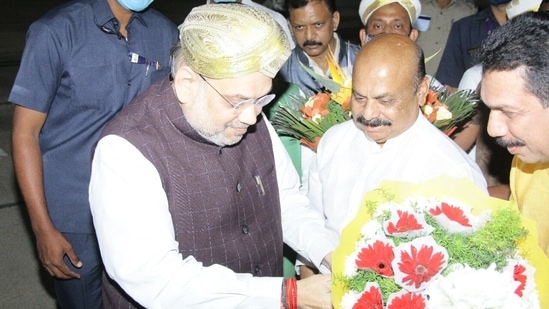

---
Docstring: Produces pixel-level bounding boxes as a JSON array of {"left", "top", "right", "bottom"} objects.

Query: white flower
[
  {"left": 425, "top": 263, "right": 532, "bottom": 309},
  {"left": 423, "top": 105, "right": 433, "bottom": 116},
  {"left": 359, "top": 220, "right": 384, "bottom": 239},
  {"left": 344, "top": 251, "right": 359, "bottom": 277},
  {"left": 341, "top": 290, "right": 361, "bottom": 309},
  {"left": 311, "top": 113, "right": 323, "bottom": 123},
  {"left": 435, "top": 106, "right": 452, "bottom": 121}
]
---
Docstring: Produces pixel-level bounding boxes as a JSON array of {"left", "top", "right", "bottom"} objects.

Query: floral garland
[{"left": 332, "top": 176, "right": 549, "bottom": 309}]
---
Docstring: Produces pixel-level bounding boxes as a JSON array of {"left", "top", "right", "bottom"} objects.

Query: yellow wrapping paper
[{"left": 332, "top": 175, "right": 549, "bottom": 308}]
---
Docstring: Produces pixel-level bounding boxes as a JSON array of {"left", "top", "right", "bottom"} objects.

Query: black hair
[
  {"left": 286, "top": 0, "right": 337, "bottom": 14},
  {"left": 478, "top": 11, "right": 549, "bottom": 107}
]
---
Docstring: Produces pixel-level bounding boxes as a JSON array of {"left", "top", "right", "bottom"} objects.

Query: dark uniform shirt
[
  {"left": 435, "top": 7, "right": 500, "bottom": 88},
  {"left": 8, "top": 0, "right": 178, "bottom": 233}
]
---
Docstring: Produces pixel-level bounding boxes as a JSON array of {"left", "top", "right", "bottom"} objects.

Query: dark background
[{"left": 0, "top": 0, "right": 363, "bottom": 65}]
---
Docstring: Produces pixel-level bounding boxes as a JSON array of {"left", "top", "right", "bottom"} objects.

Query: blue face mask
[
  {"left": 117, "top": 0, "right": 154, "bottom": 12},
  {"left": 487, "top": 0, "right": 511, "bottom": 5}
]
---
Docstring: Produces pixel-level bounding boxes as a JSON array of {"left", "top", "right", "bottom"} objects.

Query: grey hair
[{"left": 170, "top": 42, "right": 186, "bottom": 78}]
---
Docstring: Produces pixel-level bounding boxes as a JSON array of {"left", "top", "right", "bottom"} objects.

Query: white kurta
[
  {"left": 89, "top": 119, "right": 336, "bottom": 308},
  {"left": 307, "top": 112, "right": 488, "bottom": 240}
]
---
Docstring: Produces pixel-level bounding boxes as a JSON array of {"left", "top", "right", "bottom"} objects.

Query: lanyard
[{"left": 485, "top": 17, "right": 493, "bottom": 35}]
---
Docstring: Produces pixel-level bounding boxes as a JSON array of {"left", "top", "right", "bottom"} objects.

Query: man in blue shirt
[
  {"left": 435, "top": 0, "right": 509, "bottom": 91},
  {"left": 9, "top": 0, "right": 177, "bottom": 307}
]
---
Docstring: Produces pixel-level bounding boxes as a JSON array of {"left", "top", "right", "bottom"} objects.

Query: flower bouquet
[
  {"left": 332, "top": 176, "right": 549, "bottom": 309},
  {"left": 421, "top": 84, "right": 479, "bottom": 136},
  {"left": 270, "top": 51, "right": 352, "bottom": 152},
  {"left": 271, "top": 58, "right": 478, "bottom": 152}
]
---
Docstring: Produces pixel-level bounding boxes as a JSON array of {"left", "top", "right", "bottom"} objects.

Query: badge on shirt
[
  {"left": 129, "top": 52, "right": 161, "bottom": 76},
  {"left": 416, "top": 15, "right": 431, "bottom": 32}
]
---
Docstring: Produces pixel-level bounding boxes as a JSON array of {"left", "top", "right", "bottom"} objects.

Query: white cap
[
  {"left": 506, "top": 0, "right": 540, "bottom": 19},
  {"left": 358, "top": 0, "right": 422, "bottom": 25}
]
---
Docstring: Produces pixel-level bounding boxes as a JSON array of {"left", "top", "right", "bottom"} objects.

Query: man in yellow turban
[{"left": 88, "top": 4, "right": 337, "bottom": 308}]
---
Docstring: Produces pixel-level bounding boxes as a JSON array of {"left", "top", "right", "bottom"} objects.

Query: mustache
[
  {"left": 495, "top": 137, "right": 525, "bottom": 148},
  {"left": 228, "top": 124, "right": 249, "bottom": 131},
  {"left": 356, "top": 116, "right": 392, "bottom": 127},
  {"left": 303, "top": 40, "right": 322, "bottom": 47}
]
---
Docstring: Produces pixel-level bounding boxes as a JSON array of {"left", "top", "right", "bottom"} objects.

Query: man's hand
[
  {"left": 296, "top": 274, "right": 332, "bottom": 309},
  {"left": 35, "top": 227, "right": 82, "bottom": 279}
]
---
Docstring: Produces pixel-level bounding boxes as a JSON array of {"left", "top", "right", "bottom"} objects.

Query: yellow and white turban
[
  {"left": 179, "top": 3, "right": 291, "bottom": 79},
  {"left": 358, "top": 0, "right": 422, "bottom": 26}
]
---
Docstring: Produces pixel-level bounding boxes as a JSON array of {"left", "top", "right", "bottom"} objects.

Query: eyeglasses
[{"left": 199, "top": 74, "right": 275, "bottom": 112}]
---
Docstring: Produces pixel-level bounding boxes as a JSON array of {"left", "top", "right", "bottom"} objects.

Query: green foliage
[
  {"left": 346, "top": 270, "right": 401, "bottom": 303},
  {"left": 433, "top": 86, "right": 479, "bottom": 132}
]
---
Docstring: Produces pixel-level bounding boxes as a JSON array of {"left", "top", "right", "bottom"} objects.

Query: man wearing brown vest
[{"left": 89, "top": 3, "right": 335, "bottom": 309}]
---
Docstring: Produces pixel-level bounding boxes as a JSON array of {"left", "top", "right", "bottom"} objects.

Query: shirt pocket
[{"left": 67, "top": 62, "right": 128, "bottom": 111}]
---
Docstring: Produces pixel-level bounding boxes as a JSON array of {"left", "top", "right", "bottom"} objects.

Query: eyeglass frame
[{"left": 198, "top": 74, "right": 275, "bottom": 112}]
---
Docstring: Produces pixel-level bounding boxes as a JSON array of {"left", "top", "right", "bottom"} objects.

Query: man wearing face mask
[
  {"left": 435, "top": 0, "right": 510, "bottom": 92},
  {"left": 9, "top": 0, "right": 177, "bottom": 307}
]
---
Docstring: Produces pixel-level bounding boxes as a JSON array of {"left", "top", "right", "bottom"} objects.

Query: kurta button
[
  {"left": 254, "top": 265, "right": 260, "bottom": 274},
  {"left": 236, "top": 182, "right": 242, "bottom": 192},
  {"left": 241, "top": 224, "right": 249, "bottom": 234}
]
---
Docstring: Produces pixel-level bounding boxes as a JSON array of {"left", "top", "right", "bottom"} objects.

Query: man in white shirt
[
  {"left": 300, "top": 33, "right": 487, "bottom": 275},
  {"left": 89, "top": 4, "right": 335, "bottom": 308}
]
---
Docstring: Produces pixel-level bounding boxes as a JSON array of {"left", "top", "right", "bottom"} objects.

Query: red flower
[
  {"left": 386, "top": 210, "right": 423, "bottom": 234},
  {"left": 353, "top": 285, "right": 383, "bottom": 309},
  {"left": 429, "top": 202, "right": 472, "bottom": 227},
  {"left": 356, "top": 239, "right": 395, "bottom": 277},
  {"left": 513, "top": 264, "right": 527, "bottom": 297},
  {"left": 397, "top": 244, "right": 446, "bottom": 289},
  {"left": 387, "top": 291, "right": 426, "bottom": 309}
]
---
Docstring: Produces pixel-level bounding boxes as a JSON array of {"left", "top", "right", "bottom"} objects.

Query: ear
[
  {"left": 416, "top": 76, "right": 429, "bottom": 107},
  {"left": 409, "top": 28, "right": 419, "bottom": 42},
  {"left": 173, "top": 66, "right": 199, "bottom": 105},
  {"left": 359, "top": 28, "right": 367, "bottom": 47},
  {"left": 332, "top": 11, "right": 340, "bottom": 31}
]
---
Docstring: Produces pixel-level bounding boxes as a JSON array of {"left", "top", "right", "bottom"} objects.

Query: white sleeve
[
  {"left": 265, "top": 119, "right": 336, "bottom": 272},
  {"left": 298, "top": 145, "right": 316, "bottom": 195},
  {"left": 458, "top": 64, "right": 482, "bottom": 91},
  {"left": 89, "top": 135, "right": 282, "bottom": 309}
]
